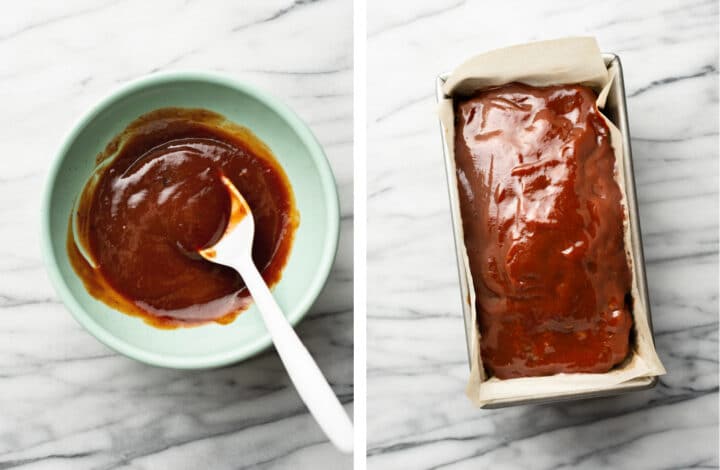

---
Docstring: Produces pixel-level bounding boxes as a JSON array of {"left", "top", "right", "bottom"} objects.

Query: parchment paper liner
[{"left": 438, "top": 37, "right": 666, "bottom": 407}]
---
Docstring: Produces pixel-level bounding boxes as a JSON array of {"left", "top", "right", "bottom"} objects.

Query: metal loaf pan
[{"left": 437, "top": 53, "right": 658, "bottom": 408}]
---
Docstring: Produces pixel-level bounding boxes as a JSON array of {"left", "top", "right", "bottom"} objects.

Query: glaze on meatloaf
[{"left": 454, "top": 83, "right": 633, "bottom": 379}]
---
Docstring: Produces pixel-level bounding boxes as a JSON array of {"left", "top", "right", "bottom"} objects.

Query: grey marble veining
[
  {"left": 0, "top": 1, "right": 352, "bottom": 468},
  {"left": 368, "top": 0, "right": 718, "bottom": 468}
]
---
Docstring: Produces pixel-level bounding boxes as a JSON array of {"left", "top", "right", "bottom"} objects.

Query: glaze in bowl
[{"left": 42, "top": 72, "right": 339, "bottom": 369}]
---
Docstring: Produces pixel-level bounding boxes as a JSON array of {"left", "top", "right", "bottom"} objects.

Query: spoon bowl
[{"left": 199, "top": 175, "right": 254, "bottom": 264}]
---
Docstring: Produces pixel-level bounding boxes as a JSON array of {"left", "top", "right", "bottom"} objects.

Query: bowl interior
[{"left": 43, "top": 74, "right": 339, "bottom": 368}]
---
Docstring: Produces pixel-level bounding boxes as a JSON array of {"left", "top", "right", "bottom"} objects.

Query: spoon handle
[{"left": 236, "top": 258, "right": 354, "bottom": 454}]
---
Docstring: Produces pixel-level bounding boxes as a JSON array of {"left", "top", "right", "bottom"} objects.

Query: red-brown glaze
[
  {"left": 454, "top": 83, "right": 632, "bottom": 379},
  {"left": 69, "top": 108, "right": 298, "bottom": 328}
]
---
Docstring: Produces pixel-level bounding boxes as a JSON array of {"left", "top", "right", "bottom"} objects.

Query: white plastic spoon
[{"left": 199, "top": 175, "right": 354, "bottom": 454}]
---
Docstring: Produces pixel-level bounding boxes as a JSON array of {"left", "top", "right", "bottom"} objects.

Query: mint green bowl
[{"left": 41, "top": 72, "right": 340, "bottom": 369}]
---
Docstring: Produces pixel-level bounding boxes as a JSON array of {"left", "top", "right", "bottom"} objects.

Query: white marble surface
[
  {"left": 0, "top": 1, "right": 352, "bottom": 468},
  {"left": 368, "top": 0, "right": 718, "bottom": 468}
]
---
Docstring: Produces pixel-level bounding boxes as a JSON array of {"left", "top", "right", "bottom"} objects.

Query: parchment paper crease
[{"left": 438, "top": 37, "right": 666, "bottom": 407}]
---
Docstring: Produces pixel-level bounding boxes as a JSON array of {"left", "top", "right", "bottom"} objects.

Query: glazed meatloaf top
[{"left": 453, "top": 82, "right": 633, "bottom": 379}]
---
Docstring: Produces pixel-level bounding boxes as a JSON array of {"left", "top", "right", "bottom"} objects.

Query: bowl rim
[{"left": 41, "top": 70, "right": 340, "bottom": 369}]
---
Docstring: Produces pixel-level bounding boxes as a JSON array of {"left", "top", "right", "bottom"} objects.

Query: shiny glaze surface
[
  {"left": 454, "top": 83, "right": 632, "bottom": 379},
  {"left": 69, "top": 108, "right": 298, "bottom": 328}
]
